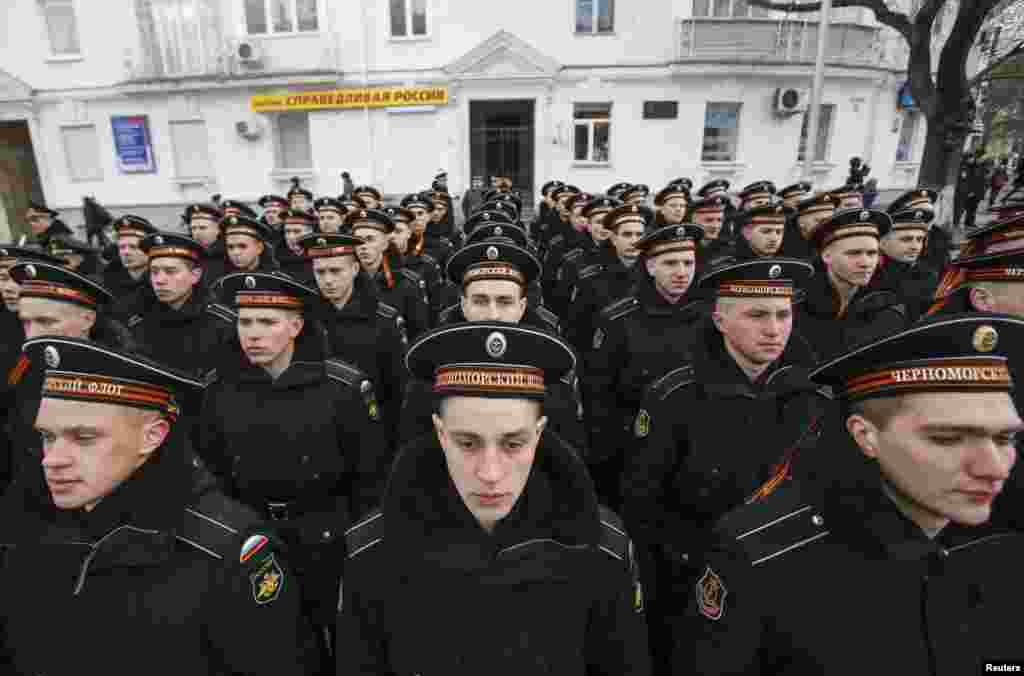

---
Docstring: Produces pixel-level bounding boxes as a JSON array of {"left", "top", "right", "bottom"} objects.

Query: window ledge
[
  {"left": 701, "top": 161, "right": 746, "bottom": 169},
  {"left": 46, "top": 54, "right": 84, "bottom": 63},
  {"left": 893, "top": 161, "right": 919, "bottom": 170},
  {"left": 172, "top": 176, "right": 213, "bottom": 186},
  {"left": 69, "top": 175, "right": 103, "bottom": 184},
  {"left": 573, "top": 31, "right": 617, "bottom": 37},
  {"left": 572, "top": 161, "right": 612, "bottom": 168},
  {"left": 388, "top": 34, "right": 432, "bottom": 43},
  {"left": 270, "top": 169, "right": 315, "bottom": 181},
  {"left": 793, "top": 161, "right": 838, "bottom": 171},
  {"left": 242, "top": 31, "right": 322, "bottom": 40}
]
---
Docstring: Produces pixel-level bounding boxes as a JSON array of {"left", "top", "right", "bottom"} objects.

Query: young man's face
[
  {"left": 118, "top": 236, "right": 148, "bottom": 272},
  {"left": 284, "top": 224, "right": 313, "bottom": 254},
  {"left": 263, "top": 207, "right": 283, "bottom": 226},
  {"left": 290, "top": 194, "right": 308, "bottom": 210},
  {"left": 744, "top": 224, "right": 785, "bottom": 257},
  {"left": 0, "top": 262, "right": 19, "bottom": 312},
  {"left": 318, "top": 210, "right": 343, "bottom": 234},
  {"left": 714, "top": 297, "right": 793, "bottom": 368},
  {"left": 433, "top": 397, "right": 547, "bottom": 533},
  {"left": 659, "top": 197, "right": 688, "bottom": 225},
  {"left": 358, "top": 194, "right": 380, "bottom": 210},
  {"left": 850, "top": 392, "right": 1022, "bottom": 530},
  {"left": 460, "top": 279, "right": 527, "bottom": 323},
  {"left": 190, "top": 217, "right": 220, "bottom": 247},
  {"left": 881, "top": 230, "right": 926, "bottom": 264},
  {"left": 36, "top": 400, "right": 167, "bottom": 511},
  {"left": 19, "top": 297, "right": 95, "bottom": 340},
  {"left": 27, "top": 211, "right": 52, "bottom": 236},
  {"left": 431, "top": 200, "right": 448, "bottom": 222},
  {"left": 353, "top": 227, "right": 389, "bottom": 270},
  {"left": 237, "top": 308, "right": 303, "bottom": 368},
  {"left": 823, "top": 236, "right": 880, "bottom": 289},
  {"left": 611, "top": 223, "right": 645, "bottom": 261},
  {"left": 645, "top": 250, "right": 697, "bottom": 300},
  {"left": 694, "top": 210, "right": 723, "bottom": 240},
  {"left": 312, "top": 255, "right": 360, "bottom": 306},
  {"left": 149, "top": 258, "right": 201, "bottom": 308},
  {"left": 409, "top": 207, "right": 431, "bottom": 234},
  {"left": 391, "top": 221, "right": 413, "bottom": 253},
  {"left": 589, "top": 213, "right": 611, "bottom": 243},
  {"left": 225, "top": 235, "right": 264, "bottom": 271},
  {"left": 798, "top": 209, "right": 834, "bottom": 241}
]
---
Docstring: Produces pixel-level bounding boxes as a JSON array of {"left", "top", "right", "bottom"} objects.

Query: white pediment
[
  {"left": 446, "top": 31, "right": 560, "bottom": 79},
  {"left": 0, "top": 70, "right": 32, "bottom": 102}
]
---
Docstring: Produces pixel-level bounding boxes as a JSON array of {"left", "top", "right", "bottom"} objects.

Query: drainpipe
[{"left": 802, "top": 0, "right": 832, "bottom": 182}]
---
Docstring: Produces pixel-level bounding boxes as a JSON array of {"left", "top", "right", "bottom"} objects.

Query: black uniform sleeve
[
  {"left": 586, "top": 547, "right": 653, "bottom": 675},
  {"left": 671, "top": 538, "right": 764, "bottom": 676},
  {"left": 336, "top": 570, "right": 391, "bottom": 675},
  {"left": 204, "top": 537, "right": 323, "bottom": 675},
  {"left": 401, "top": 282, "right": 430, "bottom": 341},
  {"left": 334, "top": 385, "right": 386, "bottom": 519},
  {"left": 194, "top": 385, "right": 231, "bottom": 484},
  {"left": 582, "top": 318, "right": 627, "bottom": 464}
]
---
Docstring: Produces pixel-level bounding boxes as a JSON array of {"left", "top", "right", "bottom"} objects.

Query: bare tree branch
[
  {"left": 969, "top": 39, "right": 1024, "bottom": 86},
  {"left": 747, "top": 0, "right": 913, "bottom": 40}
]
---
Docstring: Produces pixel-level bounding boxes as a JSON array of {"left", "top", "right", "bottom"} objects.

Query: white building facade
[{"left": 0, "top": 0, "right": 926, "bottom": 230}]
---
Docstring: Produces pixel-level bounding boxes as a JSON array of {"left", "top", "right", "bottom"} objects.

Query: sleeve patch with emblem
[
  {"left": 252, "top": 554, "right": 284, "bottom": 605},
  {"left": 629, "top": 540, "right": 644, "bottom": 613},
  {"left": 634, "top": 409, "right": 650, "bottom": 439},
  {"left": 696, "top": 566, "right": 727, "bottom": 621}
]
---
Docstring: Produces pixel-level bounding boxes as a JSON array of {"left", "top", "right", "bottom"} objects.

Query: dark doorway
[
  {"left": 470, "top": 100, "right": 535, "bottom": 209},
  {"left": 0, "top": 121, "right": 45, "bottom": 240}
]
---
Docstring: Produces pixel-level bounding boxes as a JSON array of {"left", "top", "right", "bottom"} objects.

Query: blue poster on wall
[{"left": 111, "top": 115, "right": 156, "bottom": 173}]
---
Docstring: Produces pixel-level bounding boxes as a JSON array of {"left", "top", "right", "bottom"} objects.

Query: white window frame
[
  {"left": 60, "top": 124, "right": 103, "bottom": 183},
  {"left": 243, "top": 0, "right": 320, "bottom": 36},
  {"left": 273, "top": 111, "right": 313, "bottom": 171},
  {"left": 573, "top": 103, "right": 612, "bottom": 165},
  {"left": 701, "top": 101, "right": 743, "bottom": 163},
  {"left": 575, "top": 0, "right": 615, "bottom": 34},
  {"left": 797, "top": 103, "right": 836, "bottom": 163},
  {"left": 389, "top": 0, "right": 430, "bottom": 40},
  {"left": 168, "top": 118, "right": 214, "bottom": 184},
  {"left": 40, "top": 0, "right": 83, "bottom": 59}
]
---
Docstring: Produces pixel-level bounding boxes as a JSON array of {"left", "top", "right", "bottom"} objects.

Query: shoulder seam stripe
[
  {"left": 752, "top": 530, "right": 829, "bottom": 566},
  {"left": 600, "top": 519, "right": 626, "bottom": 537},
  {"left": 947, "top": 532, "right": 1017, "bottom": 553},
  {"left": 175, "top": 534, "right": 223, "bottom": 559},
  {"left": 185, "top": 508, "right": 238, "bottom": 534},
  {"left": 497, "top": 538, "right": 590, "bottom": 555},
  {"left": 347, "top": 537, "right": 382, "bottom": 558},
  {"left": 736, "top": 505, "right": 812, "bottom": 540},
  {"left": 598, "top": 545, "right": 623, "bottom": 561},
  {"left": 345, "top": 510, "right": 383, "bottom": 535}
]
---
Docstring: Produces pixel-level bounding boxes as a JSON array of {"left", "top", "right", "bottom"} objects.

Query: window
[
  {"left": 61, "top": 125, "right": 102, "bottom": 181},
  {"left": 170, "top": 120, "right": 213, "bottom": 178},
  {"left": 643, "top": 101, "right": 679, "bottom": 119},
  {"left": 895, "top": 111, "right": 920, "bottom": 162},
  {"left": 573, "top": 103, "right": 611, "bottom": 163},
  {"left": 275, "top": 112, "right": 312, "bottom": 169},
  {"left": 692, "top": 0, "right": 771, "bottom": 18},
  {"left": 797, "top": 104, "right": 835, "bottom": 162},
  {"left": 701, "top": 102, "right": 742, "bottom": 162},
  {"left": 41, "top": 0, "right": 81, "bottom": 56},
  {"left": 390, "top": 0, "right": 428, "bottom": 38},
  {"left": 576, "top": 0, "right": 614, "bottom": 33},
  {"left": 244, "top": 0, "right": 318, "bottom": 35}
]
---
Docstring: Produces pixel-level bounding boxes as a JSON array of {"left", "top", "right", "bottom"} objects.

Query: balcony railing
[{"left": 676, "top": 18, "right": 884, "bottom": 67}]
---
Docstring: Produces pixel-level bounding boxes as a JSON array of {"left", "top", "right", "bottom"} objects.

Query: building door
[
  {"left": 470, "top": 100, "right": 535, "bottom": 211},
  {"left": 0, "top": 121, "right": 45, "bottom": 240}
]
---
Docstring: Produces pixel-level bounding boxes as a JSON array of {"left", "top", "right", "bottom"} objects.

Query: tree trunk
[{"left": 917, "top": 116, "right": 966, "bottom": 230}]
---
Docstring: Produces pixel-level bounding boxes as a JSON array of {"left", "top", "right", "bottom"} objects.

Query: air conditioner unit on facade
[
  {"left": 235, "top": 39, "right": 263, "bottom": 67},
  {"left": 774, "top": 88, "right": 807, "bottom": 116},
  {"left": 236, "top": 118, "right": 264, "bottom": 140}
]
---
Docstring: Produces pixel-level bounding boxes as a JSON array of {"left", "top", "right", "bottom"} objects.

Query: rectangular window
[
  {"left": 61, "top": 125, "right": 102, "bottom": 181},
  {"left": 390, "top": 0, "right": 428, "bottom": 38},
  {"left": 576, "top": 0, "right": 614, "bottom": 33},
  {"left": 896, "top": 111, "right": 920, "bottom": 162},
  {"left": 643, "top": 101, "right": 679, "bottom": 119},
  {"left": 42, "top": 0, "right": 81, "bottom": 56},
  {"left": 244, "top": 0, "right": 317, "bottom": 35},
  {"left": 701, "top": 102, "right": 742, "bottom": 162},
  {"left": 169, "top": 120, "right": 213, "bottom": 178},
  {"left": 692, "top": 0, "right": 770, "bottom": 17},
  {"left": 275, "top": 112, "right": 312, "bottom": 169},
  {"left": 797, "top": 104, "right": 835, "bottom": 162},
  {"left": 573, "top": 103, "right": 612, "bottom": 163}
]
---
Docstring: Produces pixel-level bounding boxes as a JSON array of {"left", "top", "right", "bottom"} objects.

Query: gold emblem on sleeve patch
[
  {"left": 696, "top": 566, "right": 727, "bottom": 621},
  {"left": 252, "top": 554, "right": 284, "bottom": 605}
]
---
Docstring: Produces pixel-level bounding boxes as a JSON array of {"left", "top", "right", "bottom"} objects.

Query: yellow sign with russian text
[{"left": 250, "top": 86, "right": 449, "bottom": 113}]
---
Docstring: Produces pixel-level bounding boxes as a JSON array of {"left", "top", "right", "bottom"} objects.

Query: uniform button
[
  {"left": 680, "top": 553, "right": 689, "bottom": 562},
  {"left": 313, "top": 473, "right": 321, "bottom": 480},
  {"left": 323, "top": 530, "right": 332, "bottom": 540},
  {"left": 811, "top": 514, "right": 825, "bottom": 526},
  {"left": 938, "top": 548, "right": 950, "bottom": 559},
  {"left": 301, "top": 455, "right": 310, "bottom": 464},
  {"left": 711, "top": 468, "right": 720, "bottom": 476}
]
